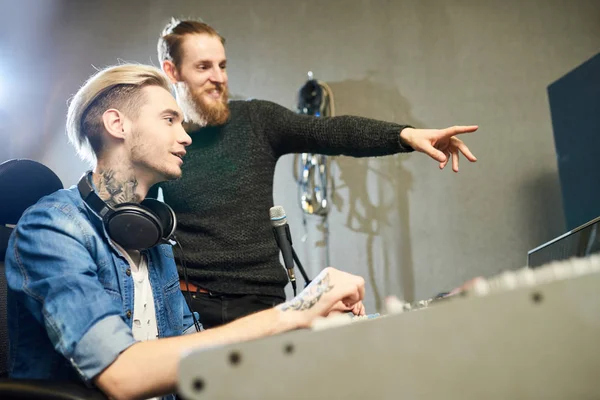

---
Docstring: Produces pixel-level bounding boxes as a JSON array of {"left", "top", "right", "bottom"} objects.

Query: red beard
[{"left": 190, "top": 84, "right": 230, "bottom": 126}]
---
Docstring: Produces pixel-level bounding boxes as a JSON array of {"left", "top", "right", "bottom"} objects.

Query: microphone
[
  {"left": 297, "top": 79, "right": 323, "bottom": 116},
  {"left": 270, "top": 206, "right": 297, "bottom": 294}
]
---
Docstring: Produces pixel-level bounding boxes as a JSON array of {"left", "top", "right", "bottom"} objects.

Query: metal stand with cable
[{"left": 295, "top": 72, "right": 336, "bottom": 272}]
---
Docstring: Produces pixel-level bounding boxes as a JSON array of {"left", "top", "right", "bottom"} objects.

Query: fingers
[
  {"left": 341, "top": 277, "right": 365, "bottom": 310},
  {"left": 440, "top": 125, "right": 478, "bottom": 138},
  {"left": 454, "top": 138, "right": 477, "bottom": 162},
  {"left": 355, "top": 301, "right": 366, "bottom": 316},
  {"left": 439, "top": 150, "right": 450, "bottom": 169},
  {"left": 423, "top": 143, "right": 448, "bottom": 163},
  {"left": 451, "top": 148, "right": 459, "bottom": 172},
  {"left": 342, "top": 301, "right": 365, "bottom": 316},
  {"left": 447, "top": 276, "right": 485, "bottom": 296},
  {"left": 325, "top": 268, "right": 365, "bottom": 310},
  {"left": 327, "top": 300, "right": 365, "bottom": 317},
  {"left": 441, "top": 137, "right": 477, "bottom": 171}
]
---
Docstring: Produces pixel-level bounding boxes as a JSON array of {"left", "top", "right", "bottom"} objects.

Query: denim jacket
[{"left": 5, "top": 186, "right": 199, "bottom": 398}]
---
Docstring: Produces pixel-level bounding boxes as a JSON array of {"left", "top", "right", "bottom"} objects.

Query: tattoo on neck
[
  {"left": 96, "top": 169, "right": 141, "bottom": 207},
  {"left": 278, "top": 273, "right": 334, "bottom": 312}
]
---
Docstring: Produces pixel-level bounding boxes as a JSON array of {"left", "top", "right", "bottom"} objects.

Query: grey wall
[{"left": 1, "top": 0, "right": 599, "bottom": 311}]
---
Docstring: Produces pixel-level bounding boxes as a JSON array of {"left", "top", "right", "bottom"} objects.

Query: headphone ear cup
[
  {"left": 140, "top": 199, "right": 176, "bottom": 241},
  {"left": 107, "top": 203, "right": 163, "bottom": 250}
]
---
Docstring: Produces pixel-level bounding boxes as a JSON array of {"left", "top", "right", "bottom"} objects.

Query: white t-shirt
[
  {"left": 130, "top": 255, "right": 159, "bottom": 342},
  {"left": 114, "top": 244, "right": 159, "bottom": 400},
  {"left": 113, "top": 243, "right": 159, "bottom": 342}
]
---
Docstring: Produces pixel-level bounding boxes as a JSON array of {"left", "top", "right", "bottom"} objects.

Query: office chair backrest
[
  {"left": 0, "top": 159, "right": 64, "bottom": 226},
  {"left": 0, "top": 159, "right": 63, "bottom": 377}
]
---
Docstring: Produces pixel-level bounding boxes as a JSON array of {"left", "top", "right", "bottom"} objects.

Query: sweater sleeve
[{"left": 246, "top": 99, "right": 414, "bottom": 159}]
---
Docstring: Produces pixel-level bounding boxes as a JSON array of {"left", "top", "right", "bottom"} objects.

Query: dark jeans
[{"left": 184, "top": 290, "right": 285, "bottom": 329}]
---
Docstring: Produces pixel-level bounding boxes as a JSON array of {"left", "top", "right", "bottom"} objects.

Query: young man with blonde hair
[
  {"left": 153, "top": 18, "right": 479, "bottom": 328},
  {"left": 5, "top": 63, "right": 366, "bottom": 400}
]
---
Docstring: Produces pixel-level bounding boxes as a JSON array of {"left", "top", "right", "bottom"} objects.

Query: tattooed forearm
[
  {"left": 279, "top": 273, "right": 334, "bottom": 312},
  {"left": 95, "top": 169, "right": 141, "bottom": 206}
]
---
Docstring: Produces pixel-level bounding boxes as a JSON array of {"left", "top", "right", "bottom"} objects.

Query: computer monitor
[
  {"left": 548, "top": 52, "right": 600, "bottom": 231},
  {"left": 528, "top": 215, "right": 600, "bottom": 268}
]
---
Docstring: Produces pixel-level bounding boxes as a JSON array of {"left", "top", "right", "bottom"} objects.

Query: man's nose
[
  {"left": 210, "top": 67, "right": 226, "bottom": 84},
  {"left": 178, "top": 125, "right": 192, "bottom": 146}
]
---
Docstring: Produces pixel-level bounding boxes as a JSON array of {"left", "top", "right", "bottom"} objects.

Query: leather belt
[{"left": 179, "top": 279, "right": 209, "bottom": 293}]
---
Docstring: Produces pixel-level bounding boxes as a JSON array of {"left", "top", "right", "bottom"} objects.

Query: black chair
[{"left": 0, "top": 159, "right": 106, "bottom": 399}]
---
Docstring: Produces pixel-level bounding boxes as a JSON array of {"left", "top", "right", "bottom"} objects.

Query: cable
[
  {"left": 317, "top": 80, "right": 335, "bottom": 117},
  {"left": 174, "top": 236, "right": 202, "bottom": 333}
]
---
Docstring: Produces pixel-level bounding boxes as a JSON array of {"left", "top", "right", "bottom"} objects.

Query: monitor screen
[{"left": 528, "top": 215, "right": 600, "bottom": 268}]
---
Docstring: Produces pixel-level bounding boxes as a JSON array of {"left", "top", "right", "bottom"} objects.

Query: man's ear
[
  {"left": 162, "top": 60, "right": 180, "bottom": 84},
  {"left": 102, "top": 109, "right": 128, "bottom": 140}
]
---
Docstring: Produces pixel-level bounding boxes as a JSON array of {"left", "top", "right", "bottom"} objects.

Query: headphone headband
[{"left": 77, "top": 172, "right": 116, "bottom": 220}]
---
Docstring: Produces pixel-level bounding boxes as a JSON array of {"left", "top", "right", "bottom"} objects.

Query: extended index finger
[{"left": 440, "top": 125, "right": 479, "bottom": 138}]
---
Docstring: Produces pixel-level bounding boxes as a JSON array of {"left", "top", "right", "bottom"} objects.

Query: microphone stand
[{"left": 292, "top": 247, "right": 311, "bottom": 287}]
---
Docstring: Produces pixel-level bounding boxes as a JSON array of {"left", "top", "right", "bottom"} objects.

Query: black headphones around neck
[{"left": 77, "top": 171, "right": 176, "bottom": 250}]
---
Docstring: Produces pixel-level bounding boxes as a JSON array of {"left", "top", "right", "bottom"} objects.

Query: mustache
[{"left": 203, "top": 84, "right": 225, "bottom": 93}]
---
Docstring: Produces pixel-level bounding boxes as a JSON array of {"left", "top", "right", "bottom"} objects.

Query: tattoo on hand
[
  {"left": 279, "top": 273, "right": 334, "bottom": 312},
  {"left": 96, "top": 169, "right": 140, "bottom": 207}
]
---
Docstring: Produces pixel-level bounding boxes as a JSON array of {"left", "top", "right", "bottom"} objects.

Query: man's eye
[{"left": 166, "top": 117, "right": 174, "bottom": 124}]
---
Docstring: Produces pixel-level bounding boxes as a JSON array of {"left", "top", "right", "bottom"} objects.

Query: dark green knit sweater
[{"left": 153, "top": 99, "right": 413, "bottom": 299}]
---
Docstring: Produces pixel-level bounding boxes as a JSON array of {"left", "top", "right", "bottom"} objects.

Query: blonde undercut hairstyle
[{"left": 66, "top": 64, "right": 172, "bottom": 165}]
